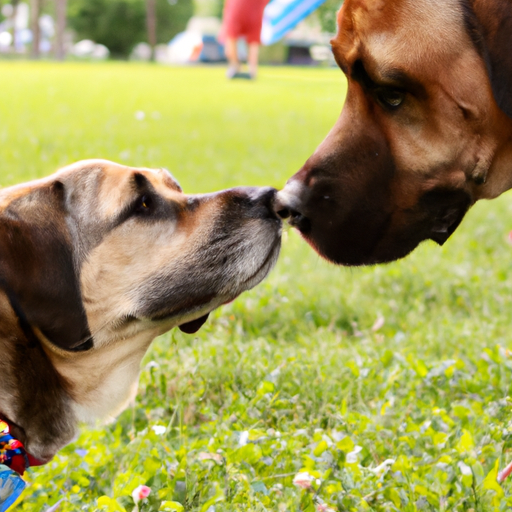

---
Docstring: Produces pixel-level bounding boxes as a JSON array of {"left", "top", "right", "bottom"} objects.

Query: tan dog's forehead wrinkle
[
  {"left": 57, "top": 163, "right": 190, "bottom": 272},
  {"left": 157, "top": 167, "right": 182, "bottom": 192},
  {"left": 96, "top": 167, "right": 135, "bottom": 219}
]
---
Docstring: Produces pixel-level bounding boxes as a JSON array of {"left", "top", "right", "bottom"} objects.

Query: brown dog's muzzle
[
  {"left": 274, "top": 156, "right": 472, "bottom": 267},
  {"left": 274, "top": 133, "right": 403, "bottom": 266}
]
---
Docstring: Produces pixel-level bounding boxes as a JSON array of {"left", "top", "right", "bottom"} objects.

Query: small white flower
[
  {"left": 330, "top": 430, "right": 344, "bottom": 442},
  {"left": 371, "top": 315, "right": 385, "bottom": 332},
  {"left": 370, "top": 458, "right": 395, "bottom": 476},
  {"left": 346, "top": 445, "right": 363, "bottom": 463},
  {"left": 132, "top": 485, "right": 151, "bottom": 504},
  {"left": 198, "top": 452, "right": 223, "bottom": 463},
  {"left": 135, "top": 111, "right": 145, "bottom": 121},
  {"left": 316, "top": 503, "right": 336, "bottom": 512},
  {"left": 152, "top": 425, "right": 166, "bottom": 435},
  {"left": 458, "top": 461, "right": 472, "bottom": 476},
  {"left": 293, "top": 471, "right": 314, "bottom": 490},
  {"left": 239, "top": 431, "right": 249, "bottom": 446}
]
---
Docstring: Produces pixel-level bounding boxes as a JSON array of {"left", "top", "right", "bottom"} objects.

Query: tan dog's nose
[{"left": 234, "top": 186, "right": 280, "bottom": 220}]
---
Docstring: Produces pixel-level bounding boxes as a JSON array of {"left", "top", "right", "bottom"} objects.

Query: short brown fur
[{"left": 276, "top": 0, "right": 512, "bottom": 265}]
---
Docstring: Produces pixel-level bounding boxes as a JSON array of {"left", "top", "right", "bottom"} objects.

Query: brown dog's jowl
[
  {"left": 276, "top": 0, "right": 512, "bottom": 266},
  {"left": 0, "top": 159, "right": 281, "bottom": 464}
]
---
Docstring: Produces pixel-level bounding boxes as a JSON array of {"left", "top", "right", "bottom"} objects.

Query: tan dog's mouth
[
  {"left": 178, "top": 313, "right": 210, "bottom": 334},
  {"left": 176, "top": 237, "right": 280, "bottom": 334}
]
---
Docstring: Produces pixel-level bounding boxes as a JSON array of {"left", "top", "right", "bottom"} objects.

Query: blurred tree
[
  {"left": 67, "top": 0, "right": 193, "bottom": 58},
  {"left": 146, "top": 0, "right": 156, "bottom": 60},
  {"left": 193, "top": 0, "right": 221, "bottom": 17},
  {"left": 10, "top": 0, "right": 19, "bottom": 51},
  {"left": 317, "top": 0, "right": 341, "bottom": 34},
  {"left": 30, "top": 0, "right": 41, "bottom": 58},
  {"left": 55, "top": 0, "right": 67, "bottom": 59}
]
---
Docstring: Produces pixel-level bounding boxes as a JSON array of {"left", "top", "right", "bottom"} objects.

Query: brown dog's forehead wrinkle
[{"left": 336, "top": 0, "right": 471, "bottom": 78}]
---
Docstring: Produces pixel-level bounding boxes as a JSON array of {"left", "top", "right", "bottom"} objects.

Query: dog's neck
[{"left": 41, "top": 326, "right": 156, "bottom": 428}]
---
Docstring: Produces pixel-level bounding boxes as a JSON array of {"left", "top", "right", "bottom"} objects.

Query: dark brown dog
[
  {"left": 0, "top": 160, "right": 281, "bottom": 463},
  {"left": 276, "top": 0, "right": 512, "bottom": 265}
]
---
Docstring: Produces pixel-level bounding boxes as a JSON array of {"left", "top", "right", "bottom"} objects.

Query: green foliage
[
  {"left": 194, "top": 0, "right": 223, "bottom": 18},
  {"left": 317, "top": 0, "right": 343, "bottom": 34},
  {"left": 2, "top": 62, "right": 512, "bottom": 510},
  {"left": 67, "top": 0, "right": 193, "bottom": 58}
]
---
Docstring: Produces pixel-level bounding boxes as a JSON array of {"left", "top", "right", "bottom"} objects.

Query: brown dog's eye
[{"left": 375, "top": 89, "right": 405, "bottom": 110}]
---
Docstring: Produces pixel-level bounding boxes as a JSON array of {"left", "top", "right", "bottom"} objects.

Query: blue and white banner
[{"left": 261, "top": 0, "right": 328, "bottom": 45}]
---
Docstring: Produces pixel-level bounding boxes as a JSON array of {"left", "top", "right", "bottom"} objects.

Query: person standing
[{"left": 220, "top": 0, "right": 269, "bottom": 79}]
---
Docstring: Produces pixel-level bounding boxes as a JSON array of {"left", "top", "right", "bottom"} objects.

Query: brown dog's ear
[
  {"left": 464, "top": 0, "right": 512, "bottom": 118},
  {"left": 0, "top": 181, "right": 92, "bottom": 351}
]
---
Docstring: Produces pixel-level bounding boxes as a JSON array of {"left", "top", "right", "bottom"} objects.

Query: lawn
[{"left": 2, "top": 62, "right": 512, "bottom": 512}]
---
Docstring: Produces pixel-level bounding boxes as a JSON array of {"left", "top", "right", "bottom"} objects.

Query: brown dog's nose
[
  {"left": 273, "top": 194, "right": 291, "bottom": 219},
  {"left": 275, "top": 182, "right": 311, "bottom": 232}
]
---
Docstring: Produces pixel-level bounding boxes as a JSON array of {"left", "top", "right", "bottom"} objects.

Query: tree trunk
[
  {"left": 146, "top": 0, "right": 157, "bottom": 61},
  {"left": 55, "top": 0, "right": 67, "bottom": 60},
  {"left": 30, "top": 0, "right": 41, "bottom": 59},
  {"left": 11, "top": 0, "right": 19, "bottom": 53}
]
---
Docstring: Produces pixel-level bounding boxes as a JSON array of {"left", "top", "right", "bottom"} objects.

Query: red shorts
[{"left": 220, "top": 0, "right": 268, "bottom": 44}]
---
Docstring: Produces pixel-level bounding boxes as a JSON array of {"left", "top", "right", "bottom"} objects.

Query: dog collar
[
  {"left": 0, "top": 419, "right": 47, "bottom": 510},
  {"left": 0, "top": 420, "right": 45, "bottom": 476}
]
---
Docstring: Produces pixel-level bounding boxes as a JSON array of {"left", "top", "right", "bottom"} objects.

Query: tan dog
[
  {"left": 0, "top": 160, "right": 281, "bottom": 464},
  {"left": 276, "top": 0, "right": 512, "bottom": 265}
]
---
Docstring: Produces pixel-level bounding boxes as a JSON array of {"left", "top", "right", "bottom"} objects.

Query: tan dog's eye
[
  {"left": 135, "top": 194, "right": 152, "bottom": 214},
  {"left": 375, "top": 89, "right": 405, "bottom": 110}
]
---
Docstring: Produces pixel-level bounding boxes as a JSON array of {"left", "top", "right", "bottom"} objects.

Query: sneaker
[
  {"left": 226, "top": 66, "right": 239, "bottom": 79},
  {"left": 232, "top": 72, "right": 253, "bottom": 79}
]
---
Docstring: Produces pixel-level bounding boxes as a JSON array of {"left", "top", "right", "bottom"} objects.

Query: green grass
[{"left": 2, "top": 62, "right": 512, "bottom": 511}]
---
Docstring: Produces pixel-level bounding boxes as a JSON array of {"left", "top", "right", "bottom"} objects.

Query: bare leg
[
  {"left": 248, "top": 43, "right": 260, "bottom": 78},
  {"left": 225, "top": 38, "right": 240, "bottom": 78}
]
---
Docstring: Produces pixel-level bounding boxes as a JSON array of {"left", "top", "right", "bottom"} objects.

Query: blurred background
[
  {"left": 4, "top": 0, "right": 512, "bottom": 510},
  {"left": 0, "top": 0, "right": 341, "bottom": 63}
]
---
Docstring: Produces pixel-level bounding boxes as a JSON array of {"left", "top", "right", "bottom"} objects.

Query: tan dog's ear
[
  {"left": 0, "top": 181, "right": 92, "bottom": 351},
  {"left": 465, "top": 0, "right": 512, "bottom": 118}
]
